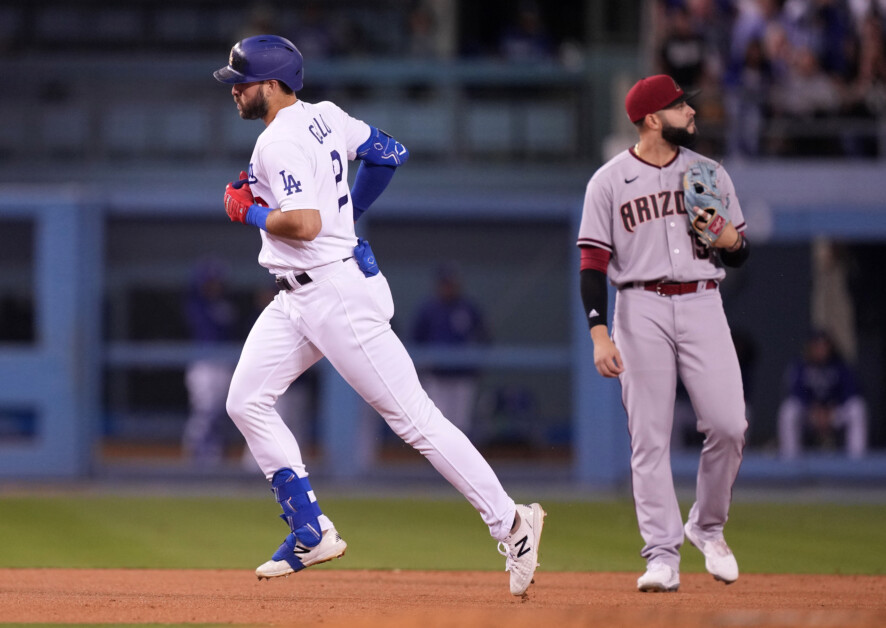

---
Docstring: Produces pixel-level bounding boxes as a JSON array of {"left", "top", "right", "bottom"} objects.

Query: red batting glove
[{"left": 224, "top": 170, "right": 254, "bottom": 223}]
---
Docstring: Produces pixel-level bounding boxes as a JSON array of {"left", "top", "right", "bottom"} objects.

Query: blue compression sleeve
[{"left": 351, "top": 161, "right": 396, "bottom": 221}]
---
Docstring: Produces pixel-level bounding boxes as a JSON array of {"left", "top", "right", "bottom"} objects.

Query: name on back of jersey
[{"left": 309, "top": 114, "right": 333, "bottom": 144}]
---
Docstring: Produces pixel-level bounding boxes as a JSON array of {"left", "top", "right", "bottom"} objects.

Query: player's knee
[
  {"left": 710, "top": 416, "right": 748, "bottom": 447},
  {"left": 225, "top": 384, "right": 266, "bottom": 426},
  {"left": 225, "top": 385, "right": 245, "bottom": 421}
]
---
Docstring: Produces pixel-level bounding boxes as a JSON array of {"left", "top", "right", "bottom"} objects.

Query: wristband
[
  {"left": 724, "top": 231, "right": 742, "bottom": 252},
  {"left": 719, "top": 233, "right": 750, "bottom": 268},
  {"left": 245, "top": 204, "right": 271, "bottom": 231}
]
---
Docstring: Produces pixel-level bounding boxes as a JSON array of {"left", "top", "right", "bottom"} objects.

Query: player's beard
[
  {"left": 238, "top": 88, "right": 269, "bottom": 120},
  {"left": 661, "top": 120, "right": 697, "bottom": 149}
]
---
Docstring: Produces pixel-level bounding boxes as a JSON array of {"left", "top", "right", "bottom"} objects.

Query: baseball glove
[{"left": 683, "top": 160, "right": 730, "bottom": 247}]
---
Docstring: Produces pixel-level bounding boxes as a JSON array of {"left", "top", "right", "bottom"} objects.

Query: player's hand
[
  {"left": 690, "top": 206, "right": 741, "bottom": 250},
  {"left": 590, "top": 326, "right": 624, "bottom": 378},
  {"left": 689, "top": 204, "right": 714, "bottom": 231},
  {"left": 224, "top": 170, "right": 255, "bottom": 223},
  {"left": 712, "top": 221, "right": 742, "bottom": 250}
]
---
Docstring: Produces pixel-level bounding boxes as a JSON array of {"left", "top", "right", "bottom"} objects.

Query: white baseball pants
[{"left": 226, "top": 258, "right": 516, "bottom": 541}]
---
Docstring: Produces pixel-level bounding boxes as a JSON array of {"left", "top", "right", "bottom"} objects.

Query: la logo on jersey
[{"left": 279, "top": 169, "right": 302, "bottom": 195}]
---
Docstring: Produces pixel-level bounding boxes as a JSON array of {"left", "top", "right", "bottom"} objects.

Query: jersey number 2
[{"left": 330, "top": 150, "right": 349, "bottom": 211}]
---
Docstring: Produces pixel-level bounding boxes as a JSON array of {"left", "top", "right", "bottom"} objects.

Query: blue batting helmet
[{"left": 213, "top": 35, "right": 304, "bottom": 92}]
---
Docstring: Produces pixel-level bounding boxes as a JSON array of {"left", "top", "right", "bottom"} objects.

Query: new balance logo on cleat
[
  {"left": 498, "top": 503, "right": 546, "bottom": 596},
  {"left": 514, "top": 535, "right": 531, "bottom": 558}
]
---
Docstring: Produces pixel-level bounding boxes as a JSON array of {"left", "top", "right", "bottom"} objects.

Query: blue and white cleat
[{"left": 255, "top": 527, "right": 347, "bottom": 580}]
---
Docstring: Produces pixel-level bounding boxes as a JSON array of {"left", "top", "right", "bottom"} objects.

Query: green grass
[{"left": 0, "top": 495, "right": 883, "bottom": 575}]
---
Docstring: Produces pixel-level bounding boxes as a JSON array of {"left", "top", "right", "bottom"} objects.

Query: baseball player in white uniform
[
  {"left": 213, "top": 35, "right": 544, "bottom": 596},
  {"left": 577, "top": 75, "right": 750, "bottom": 592}
]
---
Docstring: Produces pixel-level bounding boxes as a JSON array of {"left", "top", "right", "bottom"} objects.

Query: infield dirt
[{"left": 1, "top": 568, "right": 884, "bottom": 627}]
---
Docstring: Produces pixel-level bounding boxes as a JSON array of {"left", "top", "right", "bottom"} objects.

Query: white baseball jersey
[
  {"left": 247, "top": 100, "right": 370, "bottom": 273},
  {"left": 226, "top": 98, "right": 519, "bottom": 546},
  {"left": 577, "top": 147, "right": 746, "bottom": 284}
]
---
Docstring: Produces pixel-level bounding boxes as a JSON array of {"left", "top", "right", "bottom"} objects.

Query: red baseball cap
[{"left": 625, "top": 75, "right": 698, "bottom": 123}]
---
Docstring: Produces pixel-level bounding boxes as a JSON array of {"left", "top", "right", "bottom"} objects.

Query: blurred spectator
[
  {"left": 498, "top": 1, "right": 555, "bottom": 62},
  {"left": 407, "top": 4, "right": 438, "bottom": 58},
  {"left": 236, "top": 2, "right": 280, "bottom": 42},
  {"left": 769, "top": 44, "right": 843, "bottom": 154},
  {"left": 842, "top": 12, "right": 886, "bottom": 155},
  {"left": 777, "top": 330, "right": 868, "bottom": 459},
  {"left": 658, "top": 5, "right": 710, "bottom": 90},
  {"left": 729, "top": 0, "right": 786, "bottom": 74},
  {"left": 181, "top": 259, "right": 238, "bottom": 465},
  {"left": 685, "top": 0, "right": 735, "bottom": 66},
  {"left": 405, "top": 0, "right": 459, "bottom": 60},
  {"left": 780, "top": 0, "right": 852, "bottom": 77},
  {"left": 725, "top": 36, "right": 773, "bottom": 155},
  {"left": 291, "top": 3, "right": 338, "bottom": 60},
  {"left": 411, "top": 264, "right": 490, "bottom": 435},
  {"left": 422, "top": 0, "right": 458, "bottom": 60},
  {"left": 761, "top": 20, "right": 795, "bottom": 82}
]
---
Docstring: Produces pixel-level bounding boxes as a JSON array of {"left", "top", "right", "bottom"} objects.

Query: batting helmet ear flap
[{"left": 213, "top": 35, "right": 304, "bottom": 92}]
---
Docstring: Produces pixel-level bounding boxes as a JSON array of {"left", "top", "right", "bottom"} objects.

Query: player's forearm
[
  {"left": 579, "top": 267, "right": 609, "bottom": 328},
  {"left": 719, "top": 233, "right": 750, "bottom": 267},
  {"left": 265, "top": 208, "right": 322, "bottom": 241},
  {"left": 590, "top": 324, "right": 611, "bottom": 344}
]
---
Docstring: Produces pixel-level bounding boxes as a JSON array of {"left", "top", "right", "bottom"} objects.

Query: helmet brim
[{"left": 213, "top": 65, "right": 248, "bottom": 85}]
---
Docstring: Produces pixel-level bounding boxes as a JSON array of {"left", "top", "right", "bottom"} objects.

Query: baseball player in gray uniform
[
  {"left": 213, "top": 35, "right": 544, "bottom": 596},
  {"left": 577, "top": 75, "right": 750, "bottom": 592}
]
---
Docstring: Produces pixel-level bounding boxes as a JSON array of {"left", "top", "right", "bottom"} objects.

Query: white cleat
[
  {"left": 684, "top": 522, "right": 739, "bottom": 584},
  {"left": 637, "top": 562, "right": 680, "bottom": 592},
  {"left": 498, "top": 503, "right": 546, "bottom": 596},
  {"left": 256, "top": 528, "right": 347, "bottom": 580}
]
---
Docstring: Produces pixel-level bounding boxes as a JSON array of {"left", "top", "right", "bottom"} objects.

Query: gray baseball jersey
[
  {"left": 578, "top": 147, "right": 745, "bottom": 285},
  {"left": 577, "top": 146, "right": 748, "bottom": 572}
]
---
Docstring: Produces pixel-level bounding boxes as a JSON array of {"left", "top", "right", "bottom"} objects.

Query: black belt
[
  {"left": 629, "top": 280, "right": 718, "bottom": 296},
  {"left": 275, "top": 257, "right": 353, "bottom": 291},
  {"left": 275, "top": 273, "right": 310, "bottom": 290}
]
